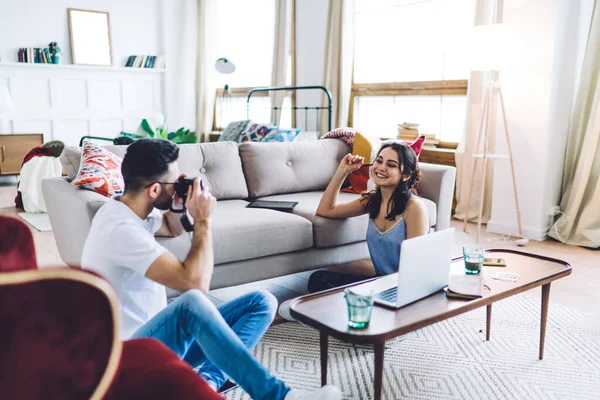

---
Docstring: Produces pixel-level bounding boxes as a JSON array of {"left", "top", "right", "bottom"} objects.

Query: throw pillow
[
  {"left": 322, "top": 127, "right": 357, "bottom": 146},
  {"left": 219, "top": 120, "right": 250, "bottom": 142},
  {"left": 72, "top": 141, "right": 124, "bottom": 197},
  {"left": 263, "top": 128, "right": 302, "bottom": 142},
  {"left": 239, "top": 122, "right": 278, "bottom": 143}
]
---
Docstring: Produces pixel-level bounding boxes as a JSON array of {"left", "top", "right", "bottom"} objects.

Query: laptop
[{"left": 373, "top": 228, "right": 455, "bottom": 309}]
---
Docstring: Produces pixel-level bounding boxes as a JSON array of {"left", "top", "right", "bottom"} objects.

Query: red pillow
[
  {"left": 72, "top": 141, "right": 124, "bottom": 197},
  {"left": 403, "top": 134, "right": 425, "bottom": 157}
]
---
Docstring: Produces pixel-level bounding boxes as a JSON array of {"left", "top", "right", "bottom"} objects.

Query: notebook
[
  {"left": 246, "top": 200, "right": 298, "bottom": 212},
  {"left": 445, "top": 274, "right": 484, "bottom": 300}
]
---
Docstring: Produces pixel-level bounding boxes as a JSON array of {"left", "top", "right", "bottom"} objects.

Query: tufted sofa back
[
  {"left": 239, "top": 139, "right": 350, "bottom": 198},
  {"left": 60, "top": 142, "right": 248, "bottom": 200}
]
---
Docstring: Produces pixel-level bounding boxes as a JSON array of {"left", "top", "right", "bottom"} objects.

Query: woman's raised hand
[{"left": 339, "top": 153, "right": 364, "bottom": 174}]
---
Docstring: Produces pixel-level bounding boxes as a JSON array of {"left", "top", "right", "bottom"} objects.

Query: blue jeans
[{"left": 132, "top": 289, "right": 290, "bottom": 400}]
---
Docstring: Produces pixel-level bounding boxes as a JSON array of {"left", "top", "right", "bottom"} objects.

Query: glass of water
[
  {"left": 344, "top": 288, "right": 374, "bottom": 329},
  {"left": 463, "top": 244, "right": 485, "bottom": 275}
]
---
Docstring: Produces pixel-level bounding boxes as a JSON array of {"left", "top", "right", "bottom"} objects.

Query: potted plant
[
  {"left": 119, "top": 113, "right": 198, "bottom": 144},
  {"left": 48, "top": 42, "right": 62, "bottom": 64}
]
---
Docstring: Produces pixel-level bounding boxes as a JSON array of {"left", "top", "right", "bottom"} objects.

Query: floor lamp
[
  {"left": 215, "top": 58, "right": 236, "bottom": 128},
  {"left": 462, "top": 23, "right": 523, "bottom": 244}
]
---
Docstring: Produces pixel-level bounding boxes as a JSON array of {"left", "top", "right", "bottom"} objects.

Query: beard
[{"left": 153, "top": 192, "right": 173, "bottom": 211}]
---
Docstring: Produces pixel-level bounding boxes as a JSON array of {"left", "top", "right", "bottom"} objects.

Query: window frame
[{"left": 348, "top": 79, "right": 468, "bottom": 149}]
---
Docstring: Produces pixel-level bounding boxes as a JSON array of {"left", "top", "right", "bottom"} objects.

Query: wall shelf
[{"left": 0, "top": 62, "right": 166, "bottom": 73}]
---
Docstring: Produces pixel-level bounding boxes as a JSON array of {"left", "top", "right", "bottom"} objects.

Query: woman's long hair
[{"left": 360, "top": 141, "right": 421, "bottom": 221}]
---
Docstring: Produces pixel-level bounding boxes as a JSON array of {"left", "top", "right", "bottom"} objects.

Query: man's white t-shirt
[{"left": 81, "top": 198, "right": 168, "bottom": 339}]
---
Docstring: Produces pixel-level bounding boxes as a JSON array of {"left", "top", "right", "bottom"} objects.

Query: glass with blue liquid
[{"left": 344, "top": 288, "right": 374, "bottom": 329}]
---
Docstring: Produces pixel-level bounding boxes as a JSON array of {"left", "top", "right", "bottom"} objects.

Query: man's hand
[
  {"left": 338, "top": 153, "right": 364, "bottom": 175},
  {"left": 186, "top": 177, "right": 216, "bottom": 223}
]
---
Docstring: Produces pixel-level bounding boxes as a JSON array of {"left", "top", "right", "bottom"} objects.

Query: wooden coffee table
[{"left": 289, "top": 249, "right": 571, "bottom": 400}]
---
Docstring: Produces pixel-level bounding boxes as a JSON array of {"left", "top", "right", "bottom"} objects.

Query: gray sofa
[{"left": 42, "top": 140, "right": 456, "bottom": 291}]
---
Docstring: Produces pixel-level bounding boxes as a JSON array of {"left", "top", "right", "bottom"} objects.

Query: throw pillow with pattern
[
  {"left": 239, "top": 122, "right": 278, "bottom": 143},
  {"left": 219, "top": 120, "right": 250, "bottom": 142},
  {"left": 263, "top": 128, "right": 302, "bottom": 142},
  {"left": 72, "top": 141, "right": 124, "bottom": 197}
]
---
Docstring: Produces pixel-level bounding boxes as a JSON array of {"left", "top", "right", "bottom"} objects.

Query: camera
[{"left": 174, "top": 177, "right": 195, "bottom": 203}]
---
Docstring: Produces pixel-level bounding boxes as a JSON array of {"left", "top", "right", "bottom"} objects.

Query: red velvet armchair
[{"left": 0, "top": 216, "right": 222, "bottom": 399}]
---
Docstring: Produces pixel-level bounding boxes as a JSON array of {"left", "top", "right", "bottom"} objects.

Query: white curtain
[
  {"left": 550, "top": 0, "right": 600, "bottom": 248},
  {"left": 453, "top": 0, "right": 501, "bottom": 223},
  {"left": 195, "top": 0, "right": 218, "bottom": 142},
  {"left": 270, "top": 0, "right": 292, "bottom": 125},
  {"left": 320, "top": 0, "right": 354, "bottom": 136}
]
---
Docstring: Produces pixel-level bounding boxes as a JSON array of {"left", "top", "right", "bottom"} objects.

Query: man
[{"left": 82, "top": 139, "right": 341, "bottom": 400}]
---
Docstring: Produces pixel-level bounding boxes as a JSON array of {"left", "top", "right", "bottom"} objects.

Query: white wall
[
  {"left": 0, "top": 0, "right": 162, "bottom": 66},
  {"left": 486, "top": 0, "right": 594, "bottom": 240},
  {"left": 162, "top": 0, "right": 198, "bottom": 131}
]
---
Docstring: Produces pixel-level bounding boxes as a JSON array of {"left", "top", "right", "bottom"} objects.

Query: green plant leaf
[
  {"left": 140, "top": 119, "right": 155, "bottom": 137},
  {"left": 173, "top": 134, "right": 198, "bottom": 144},
  {"left": 119, "top": 132, "right": 145, "bottom": 140}
]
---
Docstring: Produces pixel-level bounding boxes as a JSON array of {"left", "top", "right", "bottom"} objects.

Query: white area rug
[
  {"left": 225, "top": 294, "right": 600, "bottom": 400},
  {"left": 18, "top": 212, "right": 52, "bottom": 232}
]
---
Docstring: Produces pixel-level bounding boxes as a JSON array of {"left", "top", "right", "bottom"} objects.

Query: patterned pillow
[
  {"left": 219, "top": 120, "right": 250, "bottom": 142},
  {"left": 263, "top": 128, "right": 302, "bottom": 142},
  {"left": 239, "top": 122, "right": 278, "bottom": 143},
  {"left": 322, "top": 127, "right": 357, "bottom": 146},
  {"left": 72, "top": 141, "right": 124, "bottom": 197}
]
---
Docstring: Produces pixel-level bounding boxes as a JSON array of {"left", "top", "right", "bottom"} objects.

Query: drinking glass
[
  {"left": 463, "top": 244, "right": 485, "bottom": 275},
  {"left": 344, "top": 288, "right": 374, "bottom": 329}
]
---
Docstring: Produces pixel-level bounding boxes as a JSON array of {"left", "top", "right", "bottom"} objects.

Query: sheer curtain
[
  {"left": 550, "top": 0, "right": 600, "bottom": 248},
  {"left": 270, "top": 0, "right": 292, "bottom": 125},
  {"left": 195, "top": 0, "right": 217, "bottom": 142},
  {"left": 453, "top": 0, "right": 501, "bottom": 223},
  {"left": 320, "top": 0, "right": 354, "bottom": 135}
]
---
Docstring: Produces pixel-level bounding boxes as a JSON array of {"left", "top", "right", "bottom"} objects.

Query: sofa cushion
[
  {"left": 157, "top": 200, "right": 313, "bottom": 264},
  {"left": 239, "top": 140, "right": 350, "bottom": 198},
  {"left": 260, "top": 192, "right": 437, "bottom": 248},
  {"left": 61, "top": 142, "right": 248, "bottom": 200},
  {"left": 260, "top": 191, "right": 367, "bottom": 248},
  {"left": 71, "top": 141, "right": 125, "bottom": 198}
]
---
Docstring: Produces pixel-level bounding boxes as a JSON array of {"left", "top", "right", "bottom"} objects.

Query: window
[
  {"left": 212, "top": 0, "right": 292, "bottom": 130},
  {"left": 352, "top": 0, "right": 476, "bottom": 143}
]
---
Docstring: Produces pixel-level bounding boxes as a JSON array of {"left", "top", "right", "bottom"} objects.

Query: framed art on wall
[{"left": 68, "top": 8, "right": 113, "bottom": 66}]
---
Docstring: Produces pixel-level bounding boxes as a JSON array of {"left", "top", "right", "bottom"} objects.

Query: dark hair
[
  {"left": 121, "top": 139, "right": 179, "bottom": 194},
  {"left": 360, "top": 141, "right": 420, "bottom": 221}
]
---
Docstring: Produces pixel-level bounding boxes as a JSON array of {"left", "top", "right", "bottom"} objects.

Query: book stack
[
  {"left": 125, "top": 55, "right": 165, "bottom": 69},
  {"left": 396, "top": 123, "right": 439, "bottom": 147},
  {"left": 18, "top": 48, "right": 53, "bottom": 64}
]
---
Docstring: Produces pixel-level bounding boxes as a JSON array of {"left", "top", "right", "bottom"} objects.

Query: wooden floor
[{"left": 1, "top": 176, "right": 598, "bottom": 316}]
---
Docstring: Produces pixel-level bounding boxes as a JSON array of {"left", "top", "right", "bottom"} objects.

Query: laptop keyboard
[{"left": 376, "top": 287, "right": 397, "bottom": 302}]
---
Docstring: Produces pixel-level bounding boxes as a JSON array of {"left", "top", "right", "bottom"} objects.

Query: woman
[{"left": 308, "top": 141, "right": 430, "bottom": 292}]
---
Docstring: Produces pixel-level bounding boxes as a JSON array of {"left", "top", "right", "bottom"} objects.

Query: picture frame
[{"left": 67, "top": 8, "right": 113, "bottom": 66}]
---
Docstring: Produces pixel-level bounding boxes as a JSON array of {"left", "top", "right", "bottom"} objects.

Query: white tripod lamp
[
  {"left": 0, "top": 83, "right": 14, "bottom": 134},
  {"left": 463, "top": 23, "right": 524, "bottom": 244},
  {"left": 215, "top": 58, "right": 236, "bottom": 127}
]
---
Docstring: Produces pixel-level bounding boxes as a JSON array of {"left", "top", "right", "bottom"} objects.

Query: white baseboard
[{"left": 486, "top": 220, "right": 549, "bottom": 241}]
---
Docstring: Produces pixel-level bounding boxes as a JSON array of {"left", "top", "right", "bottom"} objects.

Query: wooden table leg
[
  {"left": 374, "top": 342, "right": 385, "bottom": 400},
  {"left": 540, "top": 283, "right": 551, "bottom": 360},
  {"left": 320, "top": 331, "right": 328, "bottom": 385},
  {"left": 486, "top": 304, "right": 492, "bottom": 341}
]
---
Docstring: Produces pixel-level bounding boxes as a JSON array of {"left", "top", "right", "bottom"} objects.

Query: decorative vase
[{"left": 51, "top": 55, "right": 59, "bottom": 64}]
